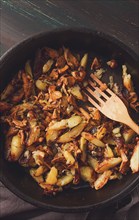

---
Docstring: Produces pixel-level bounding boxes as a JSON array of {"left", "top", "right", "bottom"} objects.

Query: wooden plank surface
[{"left": 1, "top": 0, "right": 139, "bottom": 56}]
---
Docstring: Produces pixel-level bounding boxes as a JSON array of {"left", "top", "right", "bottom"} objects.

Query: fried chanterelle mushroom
[{"left": 0, "top": 47, "right": 139, "bottom": 195}]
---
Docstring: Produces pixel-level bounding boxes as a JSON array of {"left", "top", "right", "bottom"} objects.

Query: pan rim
[{"left": 0, "top": 172, "right": 139, "bottom": 212}]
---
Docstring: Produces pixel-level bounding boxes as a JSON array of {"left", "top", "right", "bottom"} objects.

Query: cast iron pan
[{"left": 0, "top": 28, "right": 139, "bottom": 212}]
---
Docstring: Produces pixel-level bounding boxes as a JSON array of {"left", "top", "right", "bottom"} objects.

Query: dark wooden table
[
  {"left": 0, "top": 1, "right": 139, "bottom": 220},
  {"left": 1, "top": 0, "right": 139, "bottom": 55}
]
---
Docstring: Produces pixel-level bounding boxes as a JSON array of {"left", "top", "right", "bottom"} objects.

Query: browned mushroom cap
[
  {"left": 44, "top": 47, "right": 59, "bottom": 59},
  {"left": 0, "top": 101, "right": 12, "bottom": 112},
  {"left": 91, "top": 57, "right": 101, "bottom": 70},
  {"left": 10, "top": 89, "right": 24, "bottom": 103},
  {"left": 22, "top": 72, "right": 34, "bottom": 99},
  {"left": 64, "top": 48, "right": 79, "bottom": 69}
]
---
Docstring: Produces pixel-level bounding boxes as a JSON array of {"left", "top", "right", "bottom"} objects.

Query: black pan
[{"left": 0, "top": 28, "right": 139, "bottom": 212}]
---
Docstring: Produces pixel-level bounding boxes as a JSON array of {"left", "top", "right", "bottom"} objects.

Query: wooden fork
[{"left": 84, "top": 74, "right": 139, "bottom": 134}]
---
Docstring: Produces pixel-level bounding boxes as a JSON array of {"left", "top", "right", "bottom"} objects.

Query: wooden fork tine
[
  {"left": 106, "top": 88, "right": 115, "bottom": 96},
  {"left": 90, "top": 73, "right": 115, "bottom": 96},
  {"left": 84, "top": 91, "right": 101, "bottom": 111},
  {"left": 90, "top": 74, "right": 105, "bottom": 87},
  {"left": 88, "top": 80, "right": 109, "bottom": 100},
  {"left": 85, "top": 87, "right": 105, "bottom": 104},
  {"left": 88, "top": 79, "right": 96, "bottom": 88}
]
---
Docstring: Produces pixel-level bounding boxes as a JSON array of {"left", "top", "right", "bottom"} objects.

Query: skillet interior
[{"left": 0, "top": 29, "right": 139, "bottom": 212}]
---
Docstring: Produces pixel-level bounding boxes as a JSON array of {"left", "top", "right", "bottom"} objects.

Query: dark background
[{"left": 0, "top": 0, "right": 139, "bottom": 220}]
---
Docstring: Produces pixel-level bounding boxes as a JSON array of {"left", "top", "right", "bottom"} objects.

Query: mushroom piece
[
  {"left": 96, "top": 157, "right": 122, "bottom": 173},
  {"left": 57, "top": 122, "right": 87, "bottom": 143},
  {"left": 130, "top": 141, "right": 139, "bottom": 173},
  {"left": 10, "top": 132, "right": 24, "bottom": 161},
  {"left": 94, "top": 170, "right": 112, "bottom": 190}
]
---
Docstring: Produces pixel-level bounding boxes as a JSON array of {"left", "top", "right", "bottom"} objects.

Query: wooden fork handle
[{"left": 126, "top": 116, "right": 139, "bottom": 135}]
